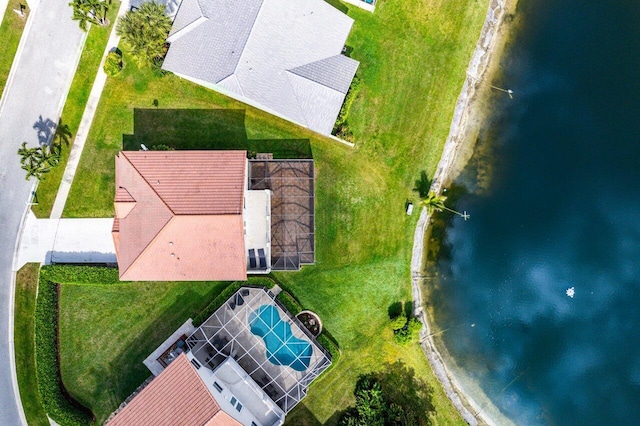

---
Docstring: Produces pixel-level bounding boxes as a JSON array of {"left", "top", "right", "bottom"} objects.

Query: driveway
[
  {"left": 0, "top": 0, "right": 85, "bottom": 424},
  {"left": 16, "top": 212, "right": 116, "bottom": 268}
]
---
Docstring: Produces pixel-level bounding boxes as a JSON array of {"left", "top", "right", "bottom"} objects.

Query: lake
[{"left": 427, "top": 0, "right": 640, "bottom": 424}]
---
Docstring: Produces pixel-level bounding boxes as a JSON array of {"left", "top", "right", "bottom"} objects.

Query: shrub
[
  {"left": 40, "top": 265, "right": 119, "bottom": 285},
  {"left": 390, "top": 315, "right": 407, "bottom": 331},
  {"left": 116, "top": 2, "right": 171, "bottom": 66},
  {"left": 317, "top": 331, "right": 340, "bottom": 364},
  {"left": 150, "top": 144, "right": 174, "bottom": 151},
  {"left": 35, "top": 279, "right": 94, "bottom": 425},
  {"left": 335, "top": 75, "right": 361, "bottom": 127},
  {"left": 393, "top": 317, "right": 422, "bottom": 346},
  {"left": 103, "top": 51, "right": 123, "bottom": 76},
  {"left": 276, "top": 291, "right": 302, "bottom": 316}
]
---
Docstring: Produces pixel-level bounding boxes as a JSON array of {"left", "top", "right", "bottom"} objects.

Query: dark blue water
[{"left": 430, "top": 1, "right": 640, "bottom": 424}]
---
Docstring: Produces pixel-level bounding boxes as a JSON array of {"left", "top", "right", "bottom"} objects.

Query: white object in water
[{"left": 566, "top": 287, "right": 575, "bottom": 298}]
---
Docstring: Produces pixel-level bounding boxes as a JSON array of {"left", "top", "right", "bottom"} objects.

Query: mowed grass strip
[
  {"left": 31, "top": 2, "right": 120, "bottom": 218},
  {"left": 58, "top": 0, "right": 489, "bottom": 424},
  {"left": 0, "top": 0, "right": 28, "bottom": 96},
  {"left": 14, "top": 263, "right": 49, "bottom": 426}
]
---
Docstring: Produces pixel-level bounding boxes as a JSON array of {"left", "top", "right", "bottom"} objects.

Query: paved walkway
[
  {"left": 0, "top": 0, "right": 86, "bottom": 424},
  {"left": 15, "top": 212, "right": 116, "bottom": 269},
  {"left": 50, "top": 0, "right": 130, "bottom": 219}
]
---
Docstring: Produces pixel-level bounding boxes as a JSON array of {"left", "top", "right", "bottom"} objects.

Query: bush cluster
[
  {"left": 35, "top": 279, "right": 94, "bottom": 425},
  {"left": 393, "top": 317, "right": 422, "bottom": 345},
  {"left": 317, "top": 331, "right": 341, "bottom": 364},
  {"left": 276, "top": 290, "right": 302, "bottom": 316},
  {"left": 103, "top": 51, "right": 124, "bottom": 77},
  {"left": 332, "top": 75, "right": 361, "bottom": 142}
]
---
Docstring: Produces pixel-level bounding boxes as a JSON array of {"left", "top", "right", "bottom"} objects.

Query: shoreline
[{"left": 411, "top": 0, "right": 518, "bottom": 425}]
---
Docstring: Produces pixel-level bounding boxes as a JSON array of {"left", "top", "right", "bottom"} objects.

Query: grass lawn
[
  {"left": 0, "top": 0, "right": 28, "bottom": 97},
  {"left": 31, "top": 2, "right": 119, "bottom": 218},
  {"left": 57, "top": 0, "right": 490, "bottom": 423},
  {"left": 14, "top": 263, "right": 49, "bottom": 426},
  {"left": 58, "top": 279, "right": 228, "bottom": 422}
]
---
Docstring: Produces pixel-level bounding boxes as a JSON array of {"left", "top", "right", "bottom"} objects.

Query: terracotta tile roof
[
  {"left": 113, "top": 151, "right": 248, "bottom": 281},
  {"left": 121, "top": 151, "right": 246, "bottom": 215},
  {"left": 108, "top": 354, "right": 241, "bottom": 426},
  {"left": 121, "top": 215, "right": 247, "bottom": 281},
  {"left": 205, "top": 411, "right": 244, "bottom": 426}
]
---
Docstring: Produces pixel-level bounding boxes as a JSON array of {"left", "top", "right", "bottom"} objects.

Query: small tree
[
  {"left": 103, "top": 51, "right": 124, "bottom": 76},
  {"left": 69, "top": 0, "right": 111, "bottom": 31},
  {"left": 116, "top": 2, "right": 172, "bottom": 66},
  {"left": 390, "top": 315, "right": 407, "bottom": 331}
]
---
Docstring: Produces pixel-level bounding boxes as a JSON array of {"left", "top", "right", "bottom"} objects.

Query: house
[
  {"left": 112, "top": 151, "right": 316, "bottom": 281},
  {"left": 162, "top": 0, "right": 359, "bottom": 136},
  {"left": 112, "top": 150, "right": 271, "bottom": 281},
  {"left": 108, "top": 287, "right": 331, "bottom": 426}
]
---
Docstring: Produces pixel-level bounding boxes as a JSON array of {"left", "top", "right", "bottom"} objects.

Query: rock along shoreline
[{"left": 411, "top": 0, "right": 518, "bottom": 425}]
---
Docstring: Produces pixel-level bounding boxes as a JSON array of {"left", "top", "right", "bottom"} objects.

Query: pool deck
[{"left": 185, "top": 286, "right": 331, "bottom": 412}]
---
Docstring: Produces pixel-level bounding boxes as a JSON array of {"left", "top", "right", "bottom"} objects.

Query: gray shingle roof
[
  {"left": 163, "top": 0, "right": 359, "bottom": 136},
  {"left": 289, "top": 55, "right": 359, "bottom": 94},
  {"left": 164, "top": 0, "right": 263, "bottom": 84}
]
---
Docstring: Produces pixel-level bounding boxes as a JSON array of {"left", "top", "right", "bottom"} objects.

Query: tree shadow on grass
[
  {"left": 123, "top": 108, "right": 312, "bottom": 159},
  {"left": 413, "top": 170, "right": 432, "bottom": 199},
  {"left": 388, "top": 301, "right": 413, "bottom": 319}
]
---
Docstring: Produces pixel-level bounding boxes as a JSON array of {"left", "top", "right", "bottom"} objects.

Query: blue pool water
[{"left": 249, "top": 304, "right": 312, "bottom": 371}]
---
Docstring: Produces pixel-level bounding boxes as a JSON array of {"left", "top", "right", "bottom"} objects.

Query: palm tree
[
  {"left": 17, "top": 142, "right": 55, "bottom": 181},
  {"left": 116, "top": 2, "right": 172, "bottom": 66},
  {"left": 70, "top": 0, "right": 111, "bottom": 31},
  {"left": 419, "top": 191, "right": 470, "bottom": 220}
]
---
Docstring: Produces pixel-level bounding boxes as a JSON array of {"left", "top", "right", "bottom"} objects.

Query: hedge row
[
  {"left": 317, "top": 331, "right": 341, "bottom": 365},
  {"left": 35, "top": 279, "right": 93, "bottom": 425},
  {"left": 276, "top": 290, "right": 302, "bottom": 316},
  {"left": 193, "top": 278, "right": 275, "bottom": 326},
  {"left": 40, "top": 265, "right": 119, "bottom": 285}
]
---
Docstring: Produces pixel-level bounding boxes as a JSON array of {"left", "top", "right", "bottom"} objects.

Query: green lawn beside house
[
  {"left": 0, "top": 0, "right": 28, "bottom": 97},
  {"left": 56, "top": 0, "right": 489, "bottom": 424},
  {"left": 58, "top": 279, "right": 228, "bottom": 422},
  {"left": 31, "top": 2, "right": 119, "bottom": 218},
  {"left": 14, "top": 263, "right": 49, "bottom": 426}
]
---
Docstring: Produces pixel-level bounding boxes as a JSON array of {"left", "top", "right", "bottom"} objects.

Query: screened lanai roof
[
  {"left": 249, "top": 160, "right": 315, "bottom": 271},
  {"left": 186, "top": 287, "right": 331, "bottom": 413}
]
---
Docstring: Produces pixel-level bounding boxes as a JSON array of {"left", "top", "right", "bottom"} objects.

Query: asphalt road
[{"left": 0, "top": 1, "right": 85, "bottom": 423}]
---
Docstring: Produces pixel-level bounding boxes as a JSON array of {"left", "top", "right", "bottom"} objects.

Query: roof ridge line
[
  {"left": 284, "top": 72, "right": 312, "bottom": 128},
  {"left": 121, "top": 152, "right": 177, "bottom": 216},
  {"left": 285, "top": 67, "right": 345, "bottom": 93},
  {"left": 167, "top": 14, "right": 208, "bottom": 43},
  {"left": 227, "top": 0, "right": 267, "bottom": 80}
]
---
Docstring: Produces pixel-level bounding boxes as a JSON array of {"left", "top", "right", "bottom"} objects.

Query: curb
[{"left": 8, "top": 179, "right": 37, "bottom": 426}]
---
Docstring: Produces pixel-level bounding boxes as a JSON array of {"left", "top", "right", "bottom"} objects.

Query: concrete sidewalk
[
  {"left": 50, "top": 0, "right": 130, "bottom": 219},
  {"left": 15, "top": 211, "right": 116, "bottom": 269}
]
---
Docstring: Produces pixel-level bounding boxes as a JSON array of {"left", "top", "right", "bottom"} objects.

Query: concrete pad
[
  {"left": 50, "top": 218, "right": 116, "bottom": 264},
  {"left": 15, "top": 212, "right": 116, "bottom": 269},
  {"left": 143, "top": 319, "right": 194, "bottom": 376}
]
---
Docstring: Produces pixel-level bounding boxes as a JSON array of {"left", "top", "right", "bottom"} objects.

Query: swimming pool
[{"left": 249, "top": 304, "right": 312, "bottom": 371}]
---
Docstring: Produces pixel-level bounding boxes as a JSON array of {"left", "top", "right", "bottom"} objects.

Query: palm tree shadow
[
  {"left": 413, "top": 171, "right": 432, "bottom": 198},
  {"left": 33, "top": 115, "right": 57, "bottom": 147}
]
